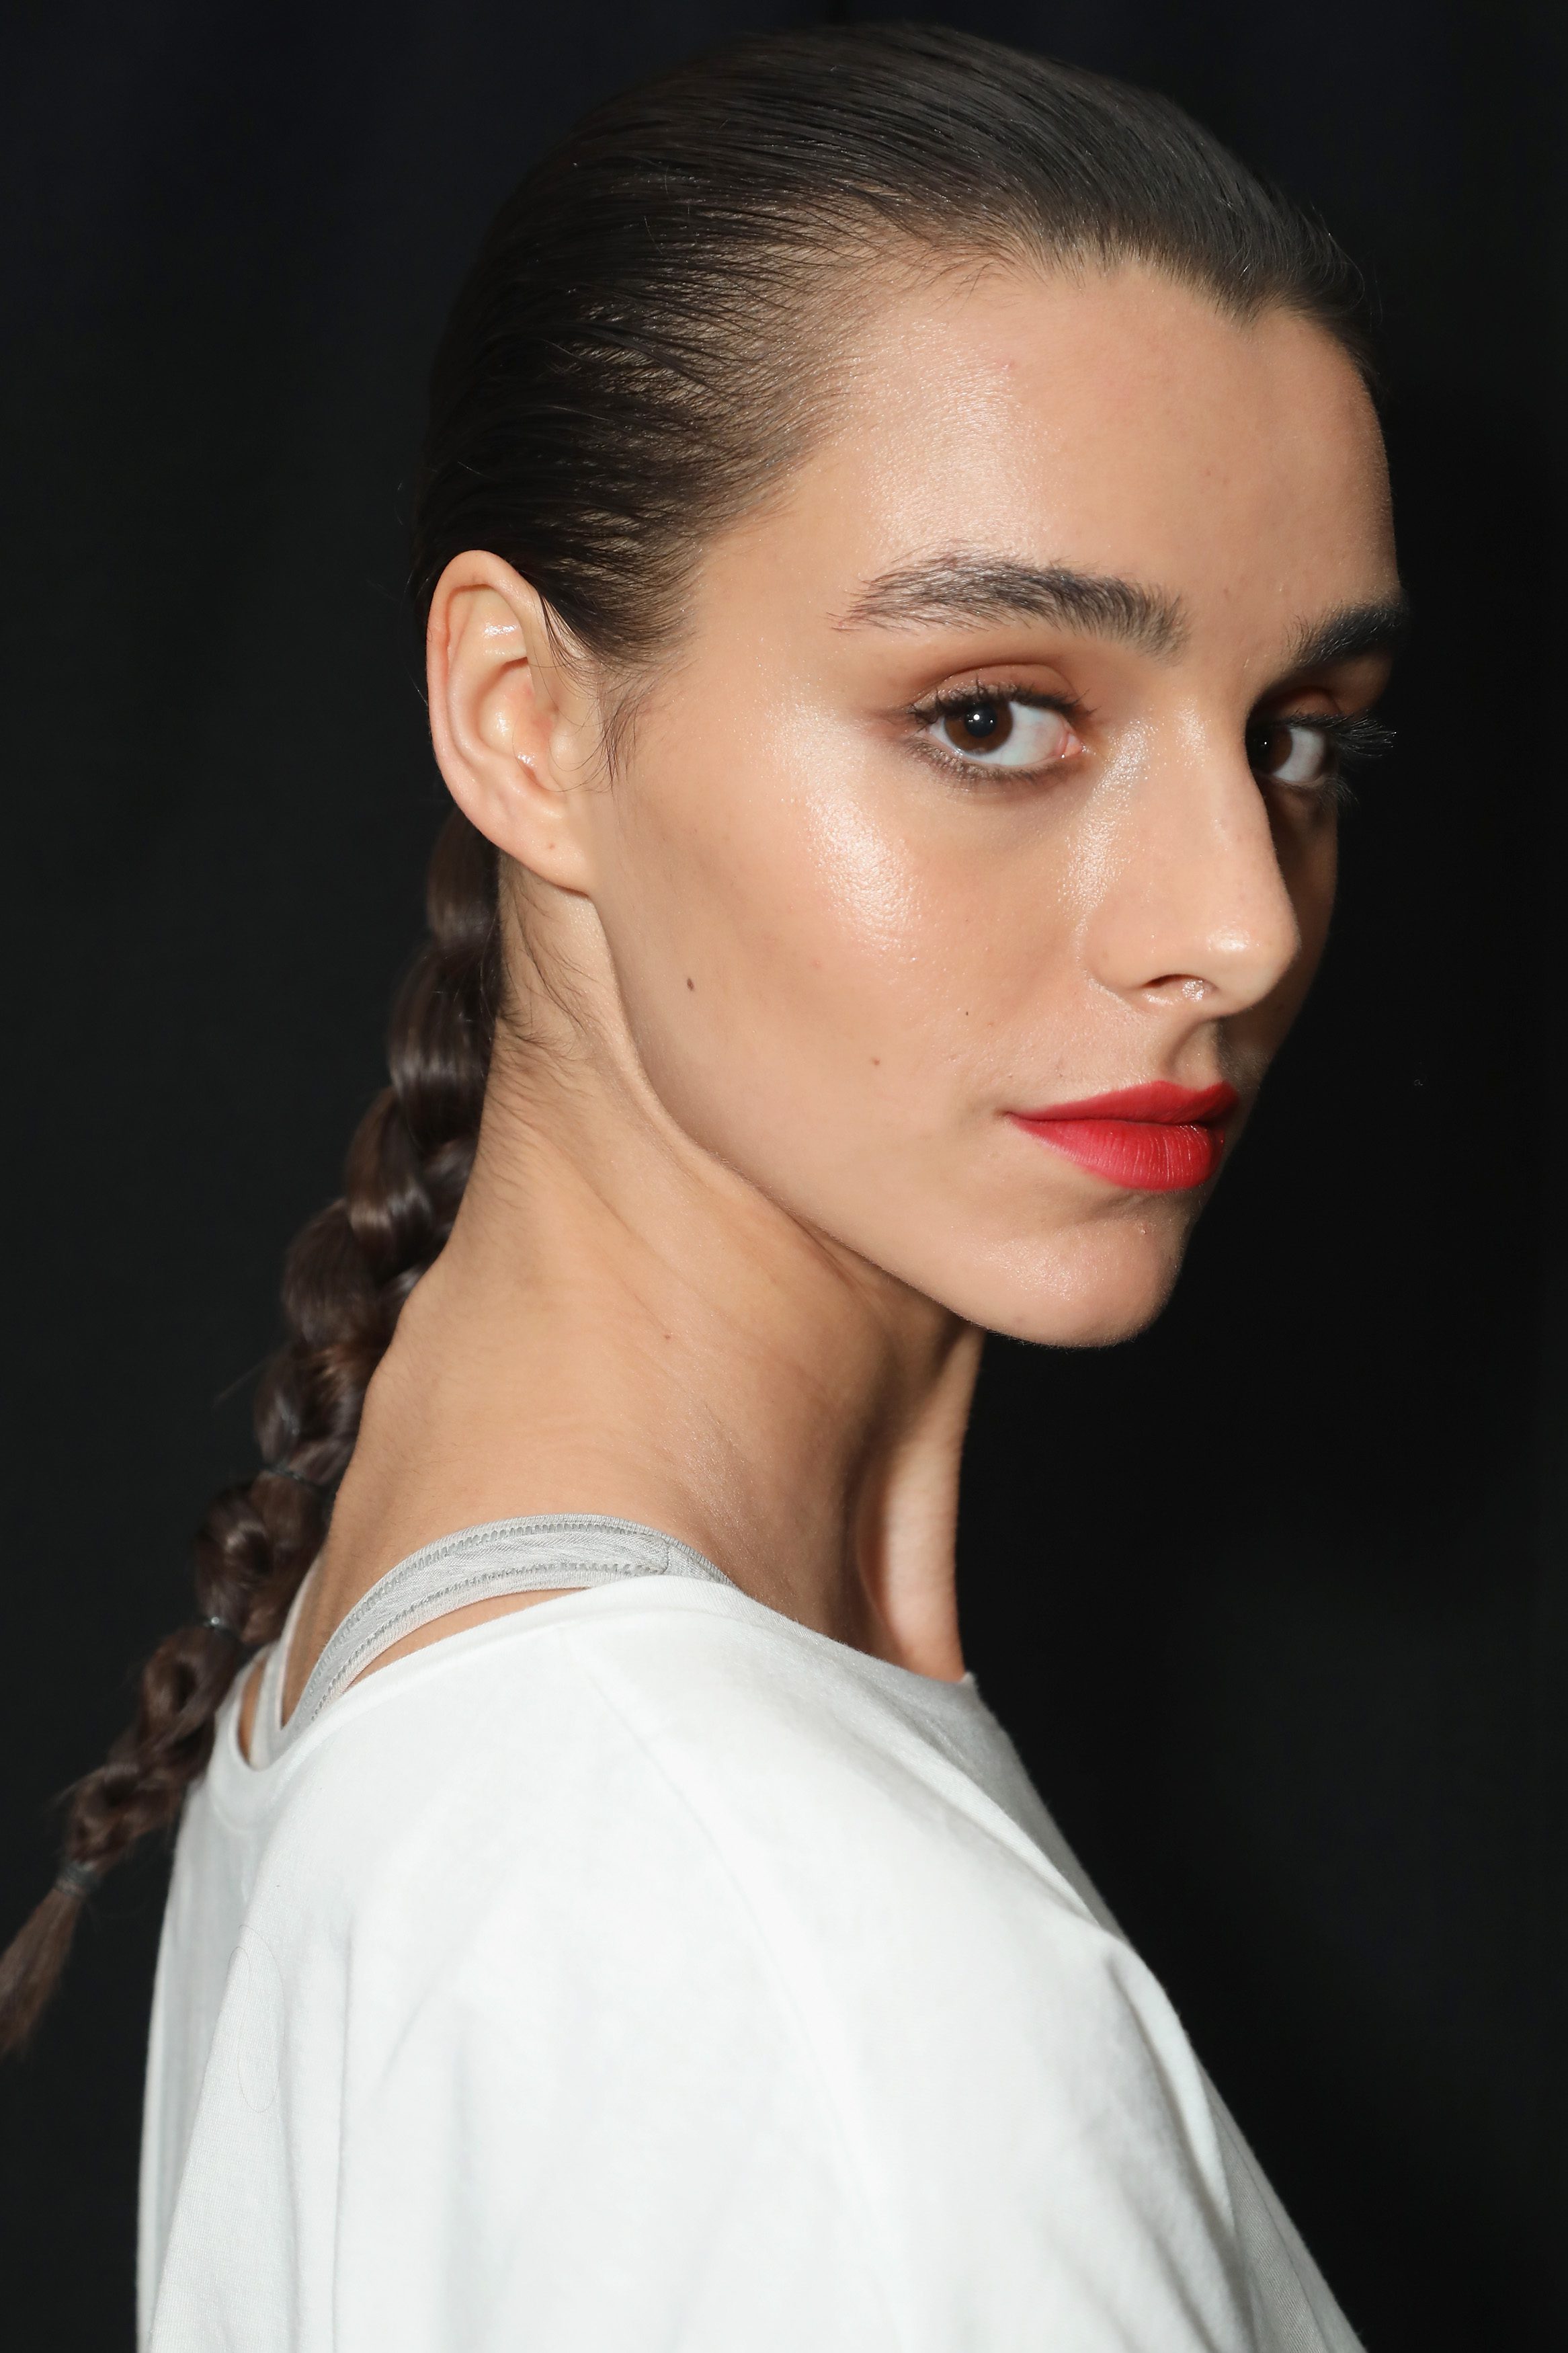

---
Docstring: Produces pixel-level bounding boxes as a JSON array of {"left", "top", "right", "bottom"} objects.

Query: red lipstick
[{"left": 1010, "top": 1081, "right": 1240, "bottom": 1193}]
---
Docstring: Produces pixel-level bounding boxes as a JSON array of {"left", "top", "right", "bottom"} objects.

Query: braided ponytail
[{"left": 0, "top": 811, "right": 499, "bottom": 2053}]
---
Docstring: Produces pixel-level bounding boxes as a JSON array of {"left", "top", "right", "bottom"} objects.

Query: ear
[{"left": 425, "top": 551, "right": 602, "bottom": 891}]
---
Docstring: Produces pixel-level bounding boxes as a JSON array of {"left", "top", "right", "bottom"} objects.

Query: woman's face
[{"left": 495, "top": 263, "right": 1400, "bottom": 1345}]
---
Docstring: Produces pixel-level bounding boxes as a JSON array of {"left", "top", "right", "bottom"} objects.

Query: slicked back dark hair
[
  {"left": 413, "top": 23, "right": 1370, "bottom": 663},
  {"left": 1, "top": 21, "right": 1371, "bottom": 2054}
]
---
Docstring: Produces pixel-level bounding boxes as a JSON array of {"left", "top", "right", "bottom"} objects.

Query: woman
[{"left": 1, "top": 26, "right": 1402, "bottom": 2350}]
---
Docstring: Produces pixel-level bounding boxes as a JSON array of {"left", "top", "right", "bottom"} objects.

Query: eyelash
[
  {"left": 907, "top": 686, "right": 1396, "bottom": 799},
  {"left": 1269, "top": 711, "right": 1397, "bottom": 805},
  {"left": 913, "top": 682, "right": 1074, "bottom": 718}
]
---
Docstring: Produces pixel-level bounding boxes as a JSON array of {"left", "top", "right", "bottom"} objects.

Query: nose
[{"left": 1082, "top": 722, "right": 1307, "bottom": 1019}]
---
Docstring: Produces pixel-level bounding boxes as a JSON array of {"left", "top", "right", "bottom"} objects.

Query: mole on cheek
[{"left": 686, "top": 977, "right": 695, "bottom": 991}]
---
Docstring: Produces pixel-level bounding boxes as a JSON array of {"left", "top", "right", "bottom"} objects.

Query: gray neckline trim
[{"left": 263, "top": 1514, "right": 737, "bottom": 1761}]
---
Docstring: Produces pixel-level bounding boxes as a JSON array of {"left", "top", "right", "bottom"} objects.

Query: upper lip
[{"left": 1012, "top": 1081, "right": 1240, "bottom": 1125}]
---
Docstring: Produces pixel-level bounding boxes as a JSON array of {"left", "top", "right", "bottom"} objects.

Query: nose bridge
[{"left": 1085, "top": 718, "right": 1303, "bottom": 1012}]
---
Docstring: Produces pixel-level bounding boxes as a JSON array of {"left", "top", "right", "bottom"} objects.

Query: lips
[{"left": 1009, "top": 1081, "right": 1241, "bottom": 1194}]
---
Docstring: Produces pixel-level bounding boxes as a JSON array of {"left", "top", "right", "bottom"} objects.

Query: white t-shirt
[{"left": 139, "top": 1521, "right": 1362, "bottom": 2352}]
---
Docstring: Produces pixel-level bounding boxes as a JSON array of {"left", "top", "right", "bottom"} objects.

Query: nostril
[{"left": 1144, "top": 975, "right": 1214, "bottom": 1001}]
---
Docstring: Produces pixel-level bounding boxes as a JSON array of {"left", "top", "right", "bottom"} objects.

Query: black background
[{"left": 3, "top": 3, "right": 1564, "bottom": 2345}]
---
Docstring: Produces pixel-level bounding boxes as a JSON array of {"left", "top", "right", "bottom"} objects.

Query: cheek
[{"left": 594, "top": 711, "right": 1057, "bottom": 1179}]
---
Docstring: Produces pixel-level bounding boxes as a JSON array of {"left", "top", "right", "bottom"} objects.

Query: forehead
[{"left": 743, "top": 260, "right": 1395, "bottom": 651}]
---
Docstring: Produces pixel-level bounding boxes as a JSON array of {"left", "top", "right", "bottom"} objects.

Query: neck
[{"left": 319, "top": 1022, "right": 981, "bottom": 1681}]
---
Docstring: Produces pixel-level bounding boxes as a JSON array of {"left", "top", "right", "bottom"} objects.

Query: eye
[
  {"left": 1248, "top": 717, "right": 1333, "bottom": 790},
  {"left": 921, "top": 692, "right": 1076, "bottom": 771}
]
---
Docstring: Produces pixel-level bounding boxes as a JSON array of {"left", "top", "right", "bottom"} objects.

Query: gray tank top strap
[{"left": 263, "top": 1514, "right": 735, "bottom": 1761}]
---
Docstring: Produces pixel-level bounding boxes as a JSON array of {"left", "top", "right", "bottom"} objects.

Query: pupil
[
  {"left": 1253, "top": 722, "right": 1287, "bottom": 773},
  {"left": 946, "top": 699, "right": 1011, "bottom": 752}
]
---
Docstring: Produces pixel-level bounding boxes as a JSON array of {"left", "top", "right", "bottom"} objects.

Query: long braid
[{"left": 0, "top": 810, "right": 499, "bottom": 2054}]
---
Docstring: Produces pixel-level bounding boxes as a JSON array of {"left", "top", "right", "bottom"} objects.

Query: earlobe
[{"left": 425, "top": 551, "right": 597, "bottom": 893}]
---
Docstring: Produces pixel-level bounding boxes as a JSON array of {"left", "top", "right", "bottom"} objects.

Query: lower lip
[
  {"left": 1010, "top": 1084, "right": 1239, "bottom": 1194},
  {"left": 1014, "top": 1117, "right": 1224, "bottom": 1192}
]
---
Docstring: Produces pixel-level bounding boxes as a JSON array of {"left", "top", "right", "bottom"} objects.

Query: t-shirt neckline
[{"left": 242, "top": 1511, "right": 980, "bottom": 1774}]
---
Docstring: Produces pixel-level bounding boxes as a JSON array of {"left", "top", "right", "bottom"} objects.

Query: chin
[{"left": 944, "top": 1210, "right": 1196, "bottom": 1349}]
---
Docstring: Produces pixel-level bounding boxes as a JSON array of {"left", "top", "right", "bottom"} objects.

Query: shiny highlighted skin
[{"left": 1009, "top": 1082, "right": 1241, "bottom": 1194}]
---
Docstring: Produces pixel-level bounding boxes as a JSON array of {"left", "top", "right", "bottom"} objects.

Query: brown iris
[{"left": 942, "top": 698, "right": 1013, "bottom": 754}]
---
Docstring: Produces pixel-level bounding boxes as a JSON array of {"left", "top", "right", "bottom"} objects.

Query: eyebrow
[
  {"left": 1284, "top": 596, "right": 1411, "bottom": 672},
  {"left": 835, "top": 552, "right": 1188, "bottom": 655}
]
